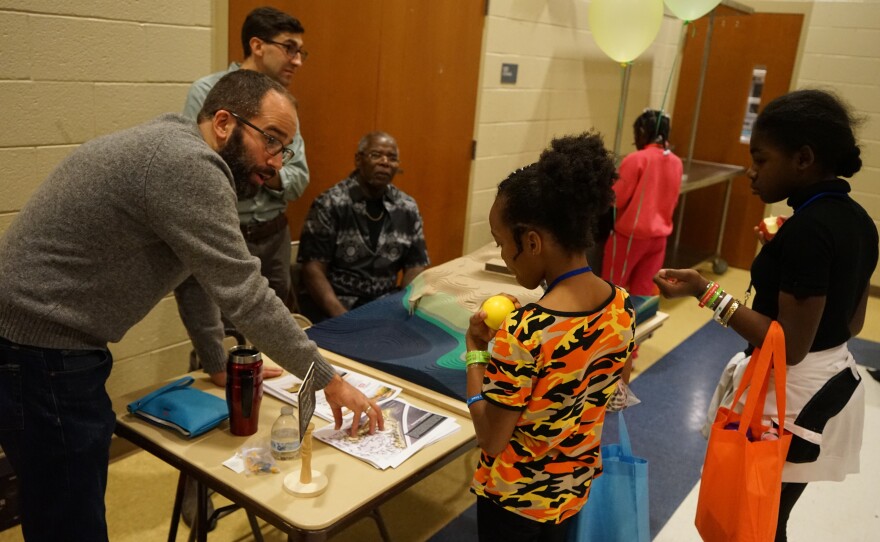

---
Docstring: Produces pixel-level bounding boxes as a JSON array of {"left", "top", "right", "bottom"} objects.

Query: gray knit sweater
[{"left": 0, "top": 114, "right": 334, "bottom": 388}]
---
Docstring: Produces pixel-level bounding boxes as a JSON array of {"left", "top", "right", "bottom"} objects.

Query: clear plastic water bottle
[{"left": 270, "top": 406, "right": 301, "bottom": 460}]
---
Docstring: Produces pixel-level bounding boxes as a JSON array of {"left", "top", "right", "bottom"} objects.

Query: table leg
[
  {"left": 672, "top": 193, "right": 688, "bottom": 260},
  {"left": 370, "top": 508, "right": 392, "bottom": 542},
  {"left": 168, "top": 472, "right": 186, "bottom": 542},
  {"left": 711, "top": 178, "right": 734, "bottom": 274},
  {"left": 246, "top": 510, "right": 265, "bottom": 542},
  {"left": 197, "top": 481, "right": 208, "bottom": 542}
]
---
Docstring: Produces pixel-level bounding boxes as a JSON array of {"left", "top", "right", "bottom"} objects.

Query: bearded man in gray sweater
[{"left": 0, "top": 70, "right": 383, "bottom": 542}]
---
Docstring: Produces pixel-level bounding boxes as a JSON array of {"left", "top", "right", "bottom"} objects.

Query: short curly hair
[{"left": 496, "top": 131, "right": 617, "bottom": 255}]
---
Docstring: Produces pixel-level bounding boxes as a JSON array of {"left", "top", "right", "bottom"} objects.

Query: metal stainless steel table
[{"left": 670, "top": 159, "right": 746, "bottom": 273}]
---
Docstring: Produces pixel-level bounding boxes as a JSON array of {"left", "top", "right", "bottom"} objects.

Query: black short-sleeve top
[{"left": 750, "top": 178, "right": 878, "bottom": 351}]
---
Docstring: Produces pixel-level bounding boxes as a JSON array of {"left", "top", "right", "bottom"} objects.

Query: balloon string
[
  {"left": 657, "top": 21, "right": 688, "bottom": 122},
  {"left": 609, "top": 59, "right": 632, "bottom": 279},
  {"left": 615, "top": 61, "right": 633, "bottom": 161}
]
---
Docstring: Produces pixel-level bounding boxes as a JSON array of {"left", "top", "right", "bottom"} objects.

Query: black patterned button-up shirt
[{"left": 298, "top": 174, "right": 429, "bottom": 308}]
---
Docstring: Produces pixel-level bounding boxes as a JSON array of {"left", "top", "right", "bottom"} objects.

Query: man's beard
[{"left": 218, "top": 127, "right": 273, "bottom": 200}]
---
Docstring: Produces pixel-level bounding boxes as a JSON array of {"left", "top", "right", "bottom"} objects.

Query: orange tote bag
[{"left": 695, "top": 321, "right": 792, "bottom": 542}]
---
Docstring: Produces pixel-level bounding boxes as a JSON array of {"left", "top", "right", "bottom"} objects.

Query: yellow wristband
[{"left": 465, "top": 350, "right": 489, "bottom": 367}]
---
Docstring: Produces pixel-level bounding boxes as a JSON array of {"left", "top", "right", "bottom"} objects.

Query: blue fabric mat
[
  {"left": 306, "top": 289, "right": 468, "bottom": 400},
  {"left": 306, "top": 289, "right": 662, "bottom": 404}
]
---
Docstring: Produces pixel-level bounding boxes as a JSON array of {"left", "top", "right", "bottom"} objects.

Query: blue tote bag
[{"left": 569, "top": 411, "right": 650, "bottom": 542}]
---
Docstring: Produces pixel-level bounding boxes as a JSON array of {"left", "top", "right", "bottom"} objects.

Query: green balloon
[
  {"left": 664, "top": 0, "right": 722, "bottom": 21},
  {"left": 589, "top": 0, "right": 664, "bottom": 63}
]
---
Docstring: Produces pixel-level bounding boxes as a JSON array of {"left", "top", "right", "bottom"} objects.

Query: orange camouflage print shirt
[{"left": 471, "top": 285, "right": 635, "bottom": 523}]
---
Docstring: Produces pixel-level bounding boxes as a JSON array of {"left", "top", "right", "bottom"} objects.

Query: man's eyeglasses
[
  {"left": 361, "top": 151, "right": 400, "bottom": 166},
  {"left": 264, "top": 39, "right": 309, "bottom": 61},
  {"left": 228, "top": 111, "right": 295, "bottom": 164}
]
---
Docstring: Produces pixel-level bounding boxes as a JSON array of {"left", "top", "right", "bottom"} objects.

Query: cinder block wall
[
  {"left": 469, "top": 0, "right": 879, "bottom": 288},
  {"left": 464, "top": 1, "right": 682, "bottom": 252},
  {"left": 0, "top": 1, "right": 221, "bottom": 399}
]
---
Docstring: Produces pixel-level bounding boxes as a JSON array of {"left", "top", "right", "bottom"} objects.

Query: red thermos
[{"left": 226, "top": 345, "right": 263, "bottom": 436}]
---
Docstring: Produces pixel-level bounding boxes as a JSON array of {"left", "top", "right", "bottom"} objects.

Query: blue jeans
[{"left": 0, "top": 336, "right": 115, "bottom": 542}]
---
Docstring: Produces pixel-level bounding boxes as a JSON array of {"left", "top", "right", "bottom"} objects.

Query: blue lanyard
[
  {"left": 542, "top": 266, "right": 592, "bottom": 297},
  {"left": 794, "top": 191, "right": 848, "bottom": 213}
]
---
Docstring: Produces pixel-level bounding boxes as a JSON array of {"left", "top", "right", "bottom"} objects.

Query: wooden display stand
[{"left": 283, "top": 423, "right": 328, "bottom": 497}]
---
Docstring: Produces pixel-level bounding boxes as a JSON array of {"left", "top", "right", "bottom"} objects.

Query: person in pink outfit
[{"left": 603, "top": 109, "right": 683, "bottom": 295}]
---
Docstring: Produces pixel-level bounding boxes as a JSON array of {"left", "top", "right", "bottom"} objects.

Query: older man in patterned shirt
[{"left": 297, "top": 131, "right": 429, "bottom": 322}]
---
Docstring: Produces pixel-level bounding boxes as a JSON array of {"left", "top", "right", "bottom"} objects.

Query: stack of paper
[{"left": 313, "top": 398, "right": 460, "bottom": 469}]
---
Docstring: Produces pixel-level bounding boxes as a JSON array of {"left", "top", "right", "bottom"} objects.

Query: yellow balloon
[
  {"left": 589, "top": 0, "right": 665, "bottom": 63},
  {"left": 664, "top": 0, "right": 722, "bottom": 21}
]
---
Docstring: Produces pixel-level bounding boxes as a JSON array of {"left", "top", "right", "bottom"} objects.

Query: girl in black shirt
[{"left": 653, "top": 89, "right": 877, "bottom": 541}]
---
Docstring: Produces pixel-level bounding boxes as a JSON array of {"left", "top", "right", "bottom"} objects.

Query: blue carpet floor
[
  {"left": 850, "top": 336, "right": 880, "bottom": 370},
  {"left": 306, "top": 290, "right": 467, "bottom": 400},
  {"left": 619, "top": 323, "right": 745, "bottom": 537}
]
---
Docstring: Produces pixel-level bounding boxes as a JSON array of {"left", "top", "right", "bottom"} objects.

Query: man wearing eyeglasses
[
  {"left": 0, "top": 70, "right": 383, "bottom": 542},
  {"left": 297, "top": 132, "right": 430, "bottom": 322},
  {"left": 177, "top": 6, "right": 309, "bottom": 370},
  {"left": 175, "top": 8, "right": 313, "bottom": 527}
]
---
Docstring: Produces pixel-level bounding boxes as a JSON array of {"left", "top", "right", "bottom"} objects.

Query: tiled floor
[{"left": 1, "top": 264, "right": 877, "bottom": 541}]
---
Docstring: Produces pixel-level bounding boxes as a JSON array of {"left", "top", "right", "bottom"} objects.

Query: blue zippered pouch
[{"left": 127, "top": 376, "right": 229, "bottom": 438}]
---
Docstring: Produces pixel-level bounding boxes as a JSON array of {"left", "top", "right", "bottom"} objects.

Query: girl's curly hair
[{"left": 497, "top": 131, "right": 617, "bottom": 255}]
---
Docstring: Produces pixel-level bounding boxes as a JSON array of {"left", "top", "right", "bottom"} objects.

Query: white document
[
  {"left": 313, "top": 398, "right": 460, "bottom": 469},
  {"left": 263, "top": 365, "right": 402, "bottom": 424}
]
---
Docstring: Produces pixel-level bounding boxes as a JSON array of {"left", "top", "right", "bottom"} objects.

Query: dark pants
[
  {"left": 477, "top": 496, "right": 572, "bottom": 542},
  {"left": 776, "top": 482, "right": 808, "bottom": 542},
  {"left": 0, "top": 336, "right": 115, "bottom": 542},
  {"left": 244, "top": 225, "right": 293, "bottom": 310}
]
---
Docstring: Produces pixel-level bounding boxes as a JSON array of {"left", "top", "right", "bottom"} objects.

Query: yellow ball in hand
[{"left": 481, "top": 295, "right": 516, "bottom": 330}]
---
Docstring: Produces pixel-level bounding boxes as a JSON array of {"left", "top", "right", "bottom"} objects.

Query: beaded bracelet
[
  {"left": 699, "top": 282, "right": 719, "bottom": 307},
  {"left": 466, "top": 350, "right": 490, "bottom": 367},
  {"left": 466, "top": 394, "right": 484, "bottom": 406}
]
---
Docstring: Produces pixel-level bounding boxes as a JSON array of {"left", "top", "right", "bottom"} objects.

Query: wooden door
[
  {"left": 670, "top": 7, "right": 802, "bottom": 269},
  {"left": 228, "top": 1, "right": 484, "bottom": 266}
]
